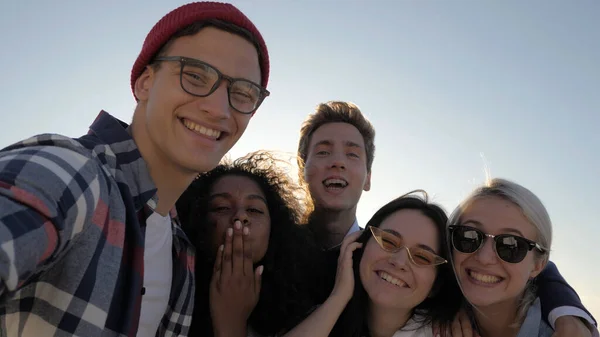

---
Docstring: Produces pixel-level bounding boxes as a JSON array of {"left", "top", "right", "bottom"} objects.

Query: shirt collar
[
  {"left": 326, "top": 219, "right": 360, "bottom": 251},
  {"left": 87, "top": 110, "right": 158, "bottom": 211},
  {"left": 347, "top": 219, "right": 361, "bottom": 235},
  {"left": 516, "top": 298, "right": 543, "bottom": 337}
]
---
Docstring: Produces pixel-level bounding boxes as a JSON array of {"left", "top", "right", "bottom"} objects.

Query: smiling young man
[
  {"left": 0, "top": 2, "right": 269, "bottom": 336},
  {"left": 297, "top": 101, "right": 596, "bottom": 336},
  {"left": 297, "top": 101, "right": 375, "bottom": 250}
]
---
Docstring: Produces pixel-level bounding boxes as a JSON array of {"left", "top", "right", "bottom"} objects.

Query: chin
[
  {"left": 182, "top": 156, "right": 222, "bottom": 174},
  {"left": 320, "top": 200, "right": 352, "bottom": 212},
  {"left": 462, "top": 289, "right": 503, "bottom": 307}
]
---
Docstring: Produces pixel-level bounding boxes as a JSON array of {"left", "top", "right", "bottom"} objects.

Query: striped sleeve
[{"left": 0, "top": 144, "right": 105, "bottom": 300}]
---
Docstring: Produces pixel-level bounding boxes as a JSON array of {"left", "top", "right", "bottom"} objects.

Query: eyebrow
[
  {"left": 313, "top": 139, "right": 363, "bottom": 149},
  {"left": 209, "top": 192, "right": 267, "bottom": 205},
  {"left": 461, "top": 219, "right": 525, "bottom": 237},
  {"left": 313, "top": 140, "right": 333, "bottom": 148},
  {"left": 384, "top": 229, "right": 438, "bottom": 254}
]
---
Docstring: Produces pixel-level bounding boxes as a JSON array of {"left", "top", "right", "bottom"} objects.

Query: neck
[
  {"left": 309, "top": 206, "right": 357, "bottom": 249},
  {"left": 367, "top": 302, "right": 412, "bottom": 337},
  {"left": 472, "top": 299, "right": 521, "bottom": 337},
  {"left": 129, "top": 114, "right": 197, "bottom": 216}
]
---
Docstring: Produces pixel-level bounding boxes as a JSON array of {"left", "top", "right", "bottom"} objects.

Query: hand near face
[
  {"left": 210, "top": 220, "right": 264, "bottom": 337},
  {"left": 331, "top": 230, "right": 363, "bottom": 303},
  {"left": 432, "top": 309, "right": 479, "bottom": 337}
]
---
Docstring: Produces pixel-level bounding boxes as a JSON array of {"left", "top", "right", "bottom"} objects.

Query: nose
[
  {"left": 389, "top": 248, "right": 410, "bottom": 270},
  {"left": 233, "top": 208, "right": 250, "bottom": 226},
  {"left": 474, "top": 237, "right": 498, "bottom": 265},
  {"left": 198, "top": 81, "right": 232, "bottom": 120},
  {"left": 328, "top": 151, "right": 346, "bottom": 170}
]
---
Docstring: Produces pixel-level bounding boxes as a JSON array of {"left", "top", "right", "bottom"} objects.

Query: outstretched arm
[
  {"left": 537, "top": 261, "right": 597, "bottom": 336},
  {"left": 0, "top": 144, "right": 104, "bottom": 302}
]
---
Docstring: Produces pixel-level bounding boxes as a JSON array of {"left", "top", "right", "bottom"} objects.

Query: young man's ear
[
  {"left": 363, "top": 171, "right": 371, "bottom": 192},
  {"left": 134, "top": 66, "right": 155, "bottom": 101}
]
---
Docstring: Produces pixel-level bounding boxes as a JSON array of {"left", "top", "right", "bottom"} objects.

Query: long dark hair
[
  {"left": 176, "top": 151, "right": 323, "bottom": 336},
  {"left": 331, "top": 190, "right": 462, "bottom": 337}
]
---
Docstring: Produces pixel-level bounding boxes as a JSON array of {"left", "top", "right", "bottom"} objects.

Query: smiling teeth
[
  {"left": 378, "top": 271, "right": 406, "bottom": 287},
  {"left": 469, "top": 270, "right": 502, "bottom": 284},
  {"left": 183, "top": 119, "right": 221, "bottom": 139},
  {"left": 324, "top": 178, "right": 348, "bottom": 187}
]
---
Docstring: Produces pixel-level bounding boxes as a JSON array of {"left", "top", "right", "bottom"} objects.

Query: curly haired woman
[{"left": 176, "top": 151, "right": 325, "bottom": 337}]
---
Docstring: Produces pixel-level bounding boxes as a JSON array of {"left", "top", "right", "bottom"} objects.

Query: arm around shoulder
[
  {"left": 537, "top": 261, "right": 597, "bottom": 331},
  {"left": 0, "top": 144, "right": 108, "bottom": 301}
]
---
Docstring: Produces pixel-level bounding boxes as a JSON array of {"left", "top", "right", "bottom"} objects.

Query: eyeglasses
[
  {"left": 153, "top": 56, "right": 270, "bottom": 114},
  {"left": 448, "top": 225, "right": 547, "bottom": 264},
  {"left": 369, "top": 226, "right": 447, "bottom": 267}
]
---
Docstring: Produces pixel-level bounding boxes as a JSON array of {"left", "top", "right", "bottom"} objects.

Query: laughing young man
[
  {"left": 0, "top": 2, "right": 269, "bottom": 336},
  {"left": 297, "top": 101, "right": 596, "bottom": 336}
]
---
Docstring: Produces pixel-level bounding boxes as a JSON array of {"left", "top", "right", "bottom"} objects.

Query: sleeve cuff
[{"left": 548, "top": 306, "right": 598, "bottom": 337}]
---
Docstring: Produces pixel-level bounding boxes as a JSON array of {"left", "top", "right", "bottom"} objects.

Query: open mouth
[
  {"left": 322, "top": 178, "right": 348, "bottom": 190},
  {"left": 377, "top": 271, "right": 409, "bottom": 288},
  {"left": 181, "top": 118, "right": 223, "bottom": 140},
  {"left": 466, "top": 269, "right": 504, "bottom": 285}
]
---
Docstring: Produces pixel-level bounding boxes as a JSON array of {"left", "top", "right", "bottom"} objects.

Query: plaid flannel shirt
[{"left": 0, "top": 111, "right": 195, "bottom": 336}]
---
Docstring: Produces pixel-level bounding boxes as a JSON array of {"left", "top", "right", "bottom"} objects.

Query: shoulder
[
  {"left": 1, "top": 134, "right": 112, "bottom": 215},
  {"left": 1, "top": 133, "right": 95, "bottom": 168},
  {"left": 1, "top": 134, "right": 109, "bottom": 184}
]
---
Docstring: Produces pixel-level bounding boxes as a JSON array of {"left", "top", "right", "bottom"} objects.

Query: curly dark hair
[
  {"left": 331, "top": 190, "right": 462, "bottom": 337},
  {"left": 176, "top": 151, "right": 324, "bottom": 336}
]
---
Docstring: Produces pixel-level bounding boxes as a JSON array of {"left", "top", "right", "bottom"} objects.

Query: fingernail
[
  {"left": 234, "top": 221, "right": 242, "bottom": 230},
  {"left": 227, "top": 228, "right": 233, "bottom": 237},
  {"left": 258, "top": 265, "right": 264, "bottom": 275},
  {"left": 243, "top": 226, "right": 249, "bottom": 235},
  {"left": 219, "top": 244, "right": 224, "bottom": 251}
]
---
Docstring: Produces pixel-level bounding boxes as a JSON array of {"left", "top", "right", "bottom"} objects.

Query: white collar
[{"left": 326, "top": 219, "right": 360, "bottom": 251}]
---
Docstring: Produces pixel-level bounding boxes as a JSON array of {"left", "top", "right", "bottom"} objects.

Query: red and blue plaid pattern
[{"left": 0, "top": 111, "right": 195, "bottom": 336}]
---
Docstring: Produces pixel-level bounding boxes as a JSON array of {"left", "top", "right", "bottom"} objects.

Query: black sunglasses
[
  {"left": 448, "top": 225, "right": 547, "bottom": 263},
  {"left": 153, "top": 56, "right": 269, "bottom": 114}
]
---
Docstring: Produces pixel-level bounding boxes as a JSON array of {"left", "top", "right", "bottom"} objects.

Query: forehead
[
  {"left": 210, "top": 174, "right": 265, "bottom": 198},
  {"left": 165, "top": 26, "right": 261, "bottom": 84},
  {"left": 462, "top": 196, "right": 537, "bottom": 238},
  {"left": 379, "top": 209, "right": 439, "bottom": 248},
  {"left": 309, "top": 122, "right": 365, "bottom": 148}
]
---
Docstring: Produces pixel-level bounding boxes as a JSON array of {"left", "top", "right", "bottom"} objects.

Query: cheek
[
  {"left": 508, "top": 258, "right": 537, "bottom": 283},
  {"left": 349, "top": 165, "right": 367, "bottom": 181},
  {"left": 208, "top": 215, "right": 230, "bottom": 245},
  {"left": 303, "top": 162, "right": 317, "bottom": 180},
  {"left": 252, "top": 217, "right": 271, "bottom": 246},
  {"left": 231, "top": 115, "right": 251, "bottom": 140},
  {"left": 147, "top": 81, "right": 182, "bottom": 117},
  {"left": 359, "top": 242, "right": 380, "bottom": 281},
  {"left": 259, "top": 221, "right": 271, "bottom": 242},
  {"left": 452, "top": 252, "right": 469, "bottom": 269},
  {"left": 415, "top": 269, "right": 438, "bottom": 291}
]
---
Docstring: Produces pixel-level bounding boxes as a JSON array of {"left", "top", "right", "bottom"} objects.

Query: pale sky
[{"left": 1, "top": 0, "right": 598, "bottom": 318}]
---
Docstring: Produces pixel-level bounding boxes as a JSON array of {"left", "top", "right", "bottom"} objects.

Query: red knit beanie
[{"left": 130, "top": 1, "right": 269, "bottom": 100}]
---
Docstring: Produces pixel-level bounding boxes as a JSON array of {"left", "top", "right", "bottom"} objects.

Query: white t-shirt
[
  {"left": 392, "top": 318, "right": 433, "bottom": 337},
  {"left": 136, "top": 212, "right": 174, "bottom": 337}
]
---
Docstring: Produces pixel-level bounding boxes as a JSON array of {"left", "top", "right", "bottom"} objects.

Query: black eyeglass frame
[
  {"left": 153, "top": 56, "right": 270, "bottom": 114},
  {"left": 448, "top": 224, "right": 547, "bottom": 264}
]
